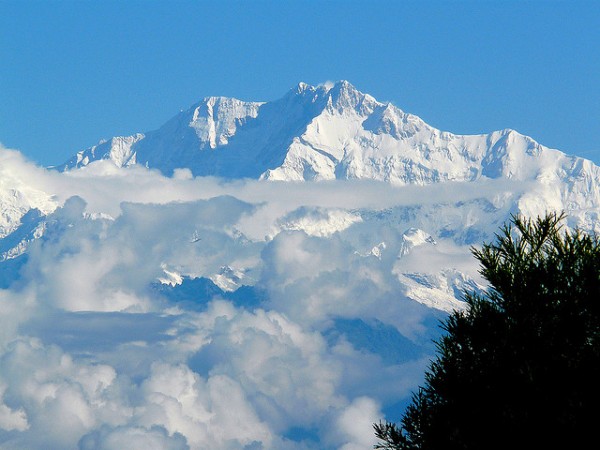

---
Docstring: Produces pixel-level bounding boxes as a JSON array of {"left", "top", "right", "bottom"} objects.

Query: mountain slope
[{"left": 0, "top": 150, "right": 57, "bottom": 239}]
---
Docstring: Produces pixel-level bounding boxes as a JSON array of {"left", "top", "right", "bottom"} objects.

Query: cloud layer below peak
[{"left": 0, "top": 145, "right": 541, "bottom": 448}]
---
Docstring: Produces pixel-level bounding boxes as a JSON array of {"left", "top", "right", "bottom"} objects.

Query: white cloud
[
  {"left": 79, "top": 425, "right": 189, "bottom": 450},
  {"left": 0, "top": 147, "right": 527, "bottom": 448},
  {"left": 0, "top": 338, "right": 126, "bottom": 448},
  {"left": 138, "top": 363, "right": 272, "bottom": 449},
  {"left": 0, "top": 383, "right": 28, "bottom": 432},
  {"left": 335, "top": 397, "right": 383, "bottom": 450}
]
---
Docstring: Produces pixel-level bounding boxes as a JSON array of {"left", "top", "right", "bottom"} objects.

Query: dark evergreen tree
[{"left": 375, "top": 213, "right": 600, "bottom": 449}]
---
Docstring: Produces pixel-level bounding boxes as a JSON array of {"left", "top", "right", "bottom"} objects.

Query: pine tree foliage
[{"left": 375, "top": 213, "right": 600, "bottom": 449}]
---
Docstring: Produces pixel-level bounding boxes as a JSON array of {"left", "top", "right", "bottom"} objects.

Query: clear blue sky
[{"left": 1, "top": 0, "right": 599, "bottom": 166}]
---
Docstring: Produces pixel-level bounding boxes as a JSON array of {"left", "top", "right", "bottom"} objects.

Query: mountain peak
[
  {"left": 323, "top": 80, "right": 376, "bottom": 115},
  {"left": 333, "top": 79, "right": 356, "bottom": 90},
  {"left": 295, "top": 82, "right": 314, "bottom": 94},
  {"left": 292, "top": 80, "right": 363, "bottom": 101}
]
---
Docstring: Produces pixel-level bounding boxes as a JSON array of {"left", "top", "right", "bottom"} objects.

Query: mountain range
[
  {"left": 58, "top": 81, "right": 599, "bottom": 185},
  {"left": 4, "top": 80, "right": 600, "bottom": 292},
  {"left": 2, "top": 81, "right": 600, "bottom": 449}
]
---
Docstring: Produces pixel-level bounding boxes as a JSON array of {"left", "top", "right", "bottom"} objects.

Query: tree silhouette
[{"left": 375, "top": 213, "right": 600, "bottom": 449}]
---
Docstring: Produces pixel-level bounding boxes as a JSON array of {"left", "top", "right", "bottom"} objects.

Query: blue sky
[{"left": 1, "top": 0, "right": 599, "bottom": 166}]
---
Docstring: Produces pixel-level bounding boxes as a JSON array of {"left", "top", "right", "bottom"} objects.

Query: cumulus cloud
[
  {"left": 0, "top": 147, "right": 530, "bottom": 448},
  {"left": 0, "top": 383, "right": 28, "bottom": 432},
  {"left": 334, "top": 397, "right": 382, "bottom": 450},
  {"left": 137, "top": 363, "right": 272, "bottom": 449},
  {"left": 79, "top": 425, "right": 189, "bottom": 450},
  {"left": 0, "top": 337, "right": 125, "bottom": 448}
]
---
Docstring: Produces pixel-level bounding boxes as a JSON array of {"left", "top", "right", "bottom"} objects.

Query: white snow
[
  {"left": 399, "top": 228, "right": 436, "bottom": 257},
  {"left": 62, "top": 133, "right": 144, "bottom": 170},
  {"left": 0, "top": 150, "right": 58, "bottom": 238},
  {"left": 272, "top": 206, "right": 363, "bottom": 238},
  {"left": 158, "top": 264, "right": 183, "bottom": 286},
  {"left": 209, "top": 266, "right": 250, "bottom": 292},
  {"left": 190, "top": 97, "right": 263, "bottom": 149},
  {"left": 395, "top": 270, "right": 474, "bottom": 313}
]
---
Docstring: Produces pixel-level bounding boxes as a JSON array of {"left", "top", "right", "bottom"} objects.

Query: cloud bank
[{"left": 0, "top": 146, "right": 535, "bottom": 448}]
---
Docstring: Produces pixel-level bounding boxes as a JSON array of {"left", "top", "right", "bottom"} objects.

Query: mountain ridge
[{"left": 59, "top": 80, "right": 589, "bottom": 186}]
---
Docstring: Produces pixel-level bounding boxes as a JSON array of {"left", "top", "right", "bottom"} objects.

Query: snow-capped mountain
[
  {"left": 3, "top": 81, "right": 600, "bottom": 449},
  {"left": 59, "top": 81, "right": 600, "bottom": 239},
  {"left": 0, "top": 153, "right": 57, "bottom": 239},
  {"left": 57, "top": 81, "right": 600, "bottom": 233},
  {"left": 60, "top": 80, "right": 599, "bottom": 185}
]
